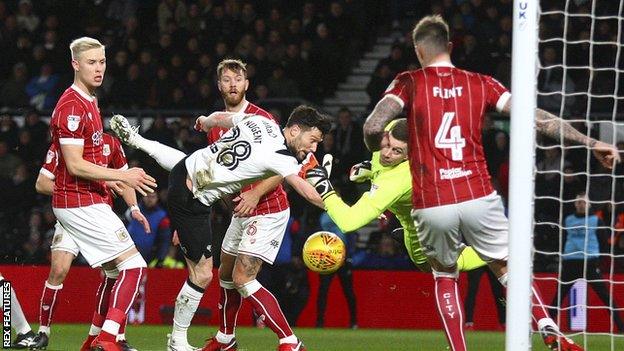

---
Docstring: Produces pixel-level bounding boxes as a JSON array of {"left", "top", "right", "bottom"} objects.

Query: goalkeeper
[{"left": 307, "top": 118, "right": 484, "bottom": 272}]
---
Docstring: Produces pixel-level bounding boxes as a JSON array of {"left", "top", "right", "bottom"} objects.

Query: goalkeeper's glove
[
  {"left": 305, "top": 154, "right": 335, "bottom": 199},
  {"left": 349, "top": 160, "right": 372, "bottom": 183}
]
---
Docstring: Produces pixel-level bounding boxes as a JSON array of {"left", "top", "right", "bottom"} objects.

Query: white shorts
[
  {"left": 53, "top": 204, "right": 135, "bottom": 268},
  {"left": 221, "top": 208, "right": 290, "bottom": 264},
  {"left": 411, "top": 192, "right": 509, "bottom": 267},
  {"left": 50, "top": 222, "right": 80, "bottom": 257}
]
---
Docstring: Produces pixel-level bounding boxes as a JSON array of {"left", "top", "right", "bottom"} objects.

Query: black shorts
[{"left": 167, "top": 158, "right": 213, "bottom": 263}]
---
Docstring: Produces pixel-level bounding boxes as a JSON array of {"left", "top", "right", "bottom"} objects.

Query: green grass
[{"left": 30, "top": 324, "right": 623, "bottom": 350}]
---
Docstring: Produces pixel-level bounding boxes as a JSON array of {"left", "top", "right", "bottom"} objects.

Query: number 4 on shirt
[{"left": 434, "top": 112, "right": 465, "bottom": 161}]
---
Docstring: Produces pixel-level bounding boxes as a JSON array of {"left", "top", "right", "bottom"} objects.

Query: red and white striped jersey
[
  {"left": 49, "top": 84, "right": 109, "bottom": 208},
  {"left": 383, "top": 63, "right": 511, "bottom": 209},
  {"left": 206, "top": 100, "right": 289, "bottom": 215},
  {"left": 40, "top": 133, "right": 128, "bottom": 207}
]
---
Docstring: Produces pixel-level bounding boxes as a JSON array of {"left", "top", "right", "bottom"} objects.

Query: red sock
[
  {"left": 246, "top": 287, "right": 292, "bottom": 339},
  {"left": 95, "top": 276, "right": 116, "bottom": 316},
  {"left": 118, "top": 318, "right": 126, "bottom": 336},
  {"left": 109, "top": 268, "right": 144, "bottom": 314},
  {"left": 219, "top": 287, "right": 242, "bottom": 334},
  {"left": 39, "top": 281, "right": 62, "bottom": 328},
  {"left": 98, "top": 308, "right": 126, "bottom": 342},
  {"left": 531, "top": 282, "right": 551, "bottom": 322},
  {"left": 434, "top": 277, "right": 466, "bottom": 351}
]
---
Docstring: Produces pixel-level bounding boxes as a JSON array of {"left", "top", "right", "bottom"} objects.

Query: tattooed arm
[
  {"left": 363, "top": 96, "right": 403, "bottom": 152},
  {"left": 501, "top": 99, "right": 621, "bottom": 169}
]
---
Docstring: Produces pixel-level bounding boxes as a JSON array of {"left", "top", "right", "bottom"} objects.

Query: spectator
[
  {"left": 266, "top": 65, "right": 299, "bottom": 98},
  {"left": 157, "top": 0, "right": 188, "bottom": 33},
  {"left": 25, "top": 64, "right": 59, "bottom": 111},
  {"left": 22, "top": 110, "right": 48, "bottom": 144},
  {"left": 0, "top": 62, "right": 29, "bottom": 108},
  {"left": 127, "top": 192, "right": 171, "bottom": 267},
  {"left": 366, "top": 63, "right": 394, "bottom": 110},
  {"left": 315, "top": 213, "right": 358, "bottom": 329},
  {"left": 549, "top": 192, "right": 624, "bottom": 332},
  {"left": 15, "top": 0, "right": 39, "bottom": 34},
  {"left": 0, "top": 140, "right": 22, "bottom": 178}
]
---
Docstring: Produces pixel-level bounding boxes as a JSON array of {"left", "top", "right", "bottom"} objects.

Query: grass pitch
[{"left": 30, "top": 324, "right": 622, "bottom": 350}]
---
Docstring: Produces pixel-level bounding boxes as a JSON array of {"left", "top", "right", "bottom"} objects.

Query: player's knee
[
  {"left": 49, "top": 264, "right": 70, "bottom": 284},
  {"left": 236, "top": 279, "right": 262, "bottom": 298},
  {"left": 218, "top": 265, "right": 233, "bottom": 282},
  {"left": 193, "top": 269, "right": 213, "bottom": 288},
  {"left": 116, "top": 252, "right": 147, "bottom": 271}
]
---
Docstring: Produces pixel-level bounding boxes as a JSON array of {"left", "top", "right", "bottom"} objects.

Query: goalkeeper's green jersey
[{"left": 323, "top": 151, "right": 427, "bottom": 265}]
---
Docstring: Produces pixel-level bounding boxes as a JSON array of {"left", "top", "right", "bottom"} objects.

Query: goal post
[{"left": 507, "top": 0, "right": 538, "bottom": 350}]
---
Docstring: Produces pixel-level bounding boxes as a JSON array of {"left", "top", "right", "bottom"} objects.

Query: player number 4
[{"left": 434, "top": 112, "right": 465, "bottom": 161}]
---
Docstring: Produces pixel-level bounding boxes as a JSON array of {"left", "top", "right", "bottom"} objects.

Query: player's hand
[
  {"left": 298, "top": 152, "right": 319, "bottom": 178},
  {"left": 122, "top": 167, "right": 157, "bottom": 196},
  {"left": 105, "top": 180, "right": 125, "bottom": 196},
  {"left": 349, "top": 160, "right": 372, "bottom": 183},
  {"left": 305, "top": 154, "right": 335, "bottom": 199},
  {"left": 130, "top": 207, "right": 151, "bottom": 233},
  {"left": 591, "top": 140, "right": 621, "bottom": 169},
  {"left": 233, "top": 191, "right": 261, "bottom": 217},
  {"left": 194, "top": 115, "right": 209, "bottom": 132},
  {"left": 172, "top": 230, "right": 180, "bottom": 246}
]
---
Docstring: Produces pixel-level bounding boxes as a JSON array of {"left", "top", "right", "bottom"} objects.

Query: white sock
[
  {"left": 10, "top": 287, "right": 32, "bottom": 335},
  {"left": 279, "top": 335, "right": 298, "bottom": 344},
  {"left": 136, "top": 137, "right": 186, "bottom": 171},
  {"left": 172, "top": 281, "right": 204, "bottom": 341},
  {"left": 88, "top": 324, "right": 101, "bottom": 336},
  {"left": 215, "top": 331, "right": 235, "bottom": 343},
  {"left": 116, "top": 333, "right": 126, "bottom": 341},
  {"left": 38, "top": 326, "right": 50, "bottom": 335},
  {"left": 102, "top": 320, "right": 121, "bottom": 336}
]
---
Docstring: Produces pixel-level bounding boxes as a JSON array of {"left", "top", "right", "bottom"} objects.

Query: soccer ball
[{"left": 302, "top": 231, "right": 346, "bottom": 274}]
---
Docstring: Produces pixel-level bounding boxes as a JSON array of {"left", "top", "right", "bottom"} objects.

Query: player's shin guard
[
  {"left": 433, "top": 271, "right": 466, "bottom": 351},
  {"left": 219, "top": 280, "right": 242, "bottom": 337},
  {"left": 89, "top": 270, "right": 118, "bottom": 336},
  {"left": 239, "top": 280, "right": 295, "bottom": 342},
  {"left": 171, "top": 279, "right": 204, "bottom": 342},
  {"left": 39, "top": 281, "right": 63, "bottom": 335},
  {"left": 99, "top": 255, "right": 146, "bottom": 341}
]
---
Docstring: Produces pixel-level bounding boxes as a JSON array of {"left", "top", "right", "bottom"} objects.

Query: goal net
[{"left": 529, "top": 0, "right": 624, "bottom": 350}]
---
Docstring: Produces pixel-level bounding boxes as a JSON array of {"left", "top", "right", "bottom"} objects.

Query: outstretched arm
[
  {"left": 195, "top": 111, "right": 241, "bottom": 132},
  {"left": 363, "top": 96, "right": 403, "bottom": 152},
  {"left": 284, "top": 174, "right": 325, "bottom": 209},
  {"left": 233, "top": 175, "right": 283, "bottom": 217},
  {"left": 501, "top": 100, "right": 621, "bottom": 169}
]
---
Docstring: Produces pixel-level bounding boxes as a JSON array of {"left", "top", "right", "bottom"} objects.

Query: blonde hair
[
  {"left": 217, "top": 59, "right": 247, "bottom": 79},
  {"left": 412, "top": 15, "right": 450, "bottom": 53},
  {"left": 69, "top": 37, "right": 104, "bottom": 60}
]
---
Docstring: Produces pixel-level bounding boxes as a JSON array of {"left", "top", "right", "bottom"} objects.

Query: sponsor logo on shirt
[
  {"left": 439, "top": 167, "right": 472, "bottom": 180},
  {"left": 92, "top": 130, "right": 103, "bottom": 146},
  {"left": 103, "top": 143, "right": 110, "bottom": 156},
  {"left": 46, "top": 150, "right": 55, "bottom": 164}
]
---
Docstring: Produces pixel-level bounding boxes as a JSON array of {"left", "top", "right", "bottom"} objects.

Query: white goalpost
[
  {"left": 509, "top": 0, "right": 624, "bottom": 350},
  {"left": 507, "top": 0, "right": 538, "bottom": 349}
]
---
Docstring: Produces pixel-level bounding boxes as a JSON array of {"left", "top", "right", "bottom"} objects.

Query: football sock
[
  {"left": 10, "top": 287, "right": 32, "bottom": 335},
  {"left": 239, "top": 280, "right": 293, "bottom": 339},
  {"left": 456, "top": 247, "right": 487, "bottom": 271},
  {"left": 218, "top": 280, "right": 242, "bottom": 336},
  {"left": 497, "top": 273, "right": 552, "bottom": 326},
  {"left": 135, "top": 137, "right": 185, "bottom": 171},
  {"left": 434, "top": 277, "right": 466, "bottom": 351},
  {"left": 171, "top": 279, "right": 204, "bottom": 342},
  {"left": 39, "top": 281, "right": 63, "bottom": 335}
]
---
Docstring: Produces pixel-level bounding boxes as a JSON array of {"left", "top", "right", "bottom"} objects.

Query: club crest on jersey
[
  {"left": 103, "top": 144, "right": 111, "bottom": 156},
  {"left": 67, "top": 115, "right": 81, "bottom": 131}
]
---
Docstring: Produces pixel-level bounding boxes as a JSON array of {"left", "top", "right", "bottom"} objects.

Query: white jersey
[{"left": 185, "top": 114, "right": 301, "bottom": 206}]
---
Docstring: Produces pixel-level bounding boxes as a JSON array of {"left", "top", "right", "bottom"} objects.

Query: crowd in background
[{"left": 1, "top": 0, "right": 624, "bottom": 276}]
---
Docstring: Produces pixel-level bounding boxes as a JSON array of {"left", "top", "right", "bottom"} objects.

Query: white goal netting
[{"left": 533, "top": 0, "right": 624, "bottom": 349}]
